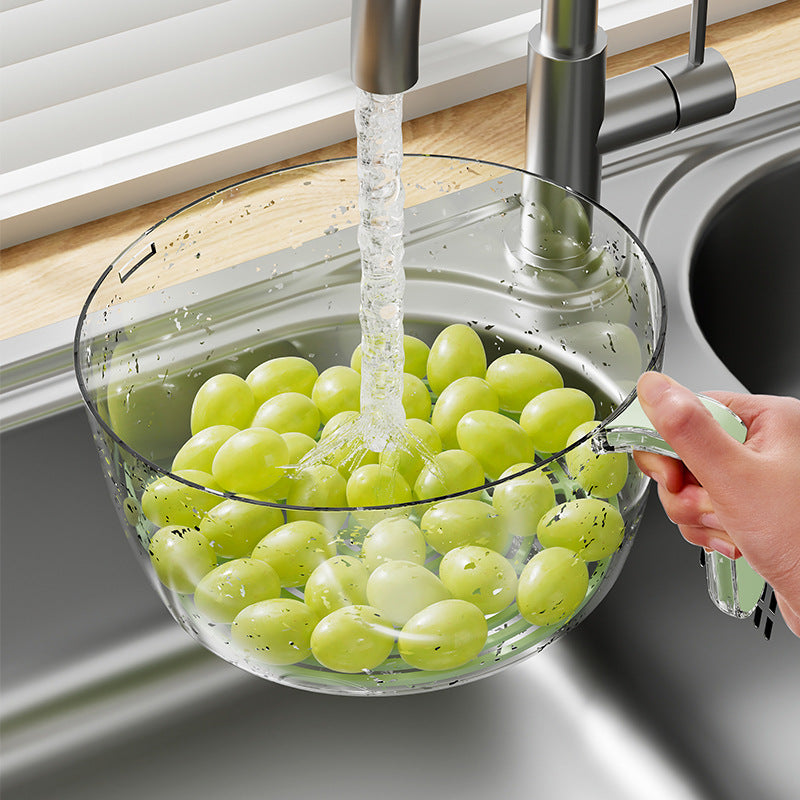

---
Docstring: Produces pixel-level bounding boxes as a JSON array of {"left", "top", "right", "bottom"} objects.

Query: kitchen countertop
[{"left": 1, "top": 0, "right": 799, "bottom": 343}]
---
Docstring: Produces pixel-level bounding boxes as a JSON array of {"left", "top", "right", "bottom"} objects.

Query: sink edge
[{"left": 602, "top": 78, "right": 800, "bottom": 393}]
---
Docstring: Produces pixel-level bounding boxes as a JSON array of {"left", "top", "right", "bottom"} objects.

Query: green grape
[
  {"left": 484, "top": 353, "right": 564, "bottom": 413},
  {"left": 398, "top": 599, "right": 488, "bottom": 671},
  {"left": 520, "top": 387, "right": 595, "bottom": 453},
  {"left": 141, "top": 469, "right": 222, "bottom": 527},
  {"left": 190, "top": 373, "right": 256, "bottom": 434},
  {"left": 554, "top": 196, "right": 592, "bottom": 249},
  {"left": 311, "top": 366, "right": 361, "bottom": 423},
  {"left": 198, "top": 497, "right": 285, "bottom": 559},
  {"left": 523, "top": 199, "right": 554, "bottom": 233},
  {"left": 285, "top": 463, "right": 348, "bottom": 529},
  {"left": 430, "top": 376, "right": 499, "bottom": 450},
  {"left": 456, "top": 410, "right": 535, "bottom": 480},
  {"left": 310, "top": 605, "right": 395, "bottom": 673},
  {"left": 316, "top": 411, "right": 378, "bottom": 478},
  {"left": 402, "top": 373, "right": 432, "bottom": 421},
  {"left": 382, "top": 418, "right": 442, "bottom": 487},
  {"left": 413, "top": 449, "right": 485, "bottom": 501},
  {"left": 491, "top": 463, "right": 556, "bottom": 538},
  {"left": 427, "top": 324, "right": 487, "bottom": 396},
  {"left": 347, "top": 463, "right": 413, "bottom": 527},
  {"left": 351, "top": 335, "right": 430, "bottom": 380},
  {"left": 403, "top": 335, "right": 431, "bottom": 380},
  {"left": 420, "top": 498, "right": 509, "bottom": 555},
  {"left": 331, "top": 448, "right": 380, "bottom": 481},
  {"left": 246, "top": 356, "right": 318, "bottom": 404},
  {"left": 574, "top": 247, "right": 611, "bottom": 286},
  {"left": 252, "top": 391, "right": 321, "bottom": 438},
  {"left": 565, "top": 421, "right": 629, "bottom": 498},
  {"left": 283, "top": 431, "right": 317, "bottom": 463},
  {"left": 251, "top": 520, "right": 336, "bottom": 587},
  {"left": 231, "top": 598, "right": 318, "bottom": 665},
  {"left": 516, "top": 547, "right": 589, "bottom": 626},
  {"left": 268, "top": 431, "right": 319, "bottom": 500},
  {"left": 438, "top": 545, "right": 518, "bottom": 614},
  {"left": 362, "top": 515, "right": 427, "bottom": 571},
  {"left": 366, "top": 560, "right": 451, "bottom": 626},
  {"left": 194, "top": 557, "right": 281, "bottom": 623},
  {"left": 346, "top": 463, "right": 412, "bottom": 507},
  {"left": 171, "top": 425, "right": 239, "bottom": 473},
  {"left": 123, "top": 496, "right": 141, "bottom": 526},
  {"left": 303, "top": 555, "right": 370, "bottom": 618},
  {"left": 148, "top": 525, "right": 216, "bottom": 594},
  {"left": 524, "top": 265, "right": 579, "bottom": 293},
  {"left": 320, "top": 410, "right": 359, "bottom": 439},
  {"left": 106, "top": 339, "right": 199, "bottom": 462},
  {"left": 532, "top": 231, "right": 587, "bottom": 260},
  {"left": 556, "top": 322, "right": 642, "bottom": 383},
  {"left": 211, "top": 427, "right": 289, "bottom": 494},
  {"left": 537, "top": 498, "right": 625, "bottom": 561}
]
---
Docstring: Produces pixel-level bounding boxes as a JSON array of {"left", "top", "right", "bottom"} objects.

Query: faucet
[
  {"left": 526, "top": 0, "right": 736, "bottom": 202},
  {"left": 351, "top": 0, "right": 736, "bottom": 204}
]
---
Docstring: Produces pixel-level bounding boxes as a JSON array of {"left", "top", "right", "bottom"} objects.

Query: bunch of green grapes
[{"left": 138, "top": 324, "right": 632, "bottom": 677}]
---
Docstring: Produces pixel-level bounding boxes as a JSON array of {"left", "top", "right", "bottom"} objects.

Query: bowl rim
[{"left": 73, "top": 153, "right": 667, "bottom": 511}]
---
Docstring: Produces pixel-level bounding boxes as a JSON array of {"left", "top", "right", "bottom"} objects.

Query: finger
[
  {"left": 655, "top": 480, "right": 715, "bottom": 529},
  {"left": 702, "top": 390, "right": 770, "bottom": 432},
  {"left": 633, "top": 451, "right": 687, "bottom": 493},
  {"left": 636, "top": 372, "right": 749, "bottom": 493},
  {"left": 650, "top": 471, "right": 741, "bottom": 558},
  {"left": 776, "top": 592, "right": 800, "bottom": 638},
  {"left": 676, "top": 525, "right": 741, "bottom": 560}
]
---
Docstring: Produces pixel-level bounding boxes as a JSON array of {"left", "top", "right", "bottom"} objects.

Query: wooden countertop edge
[{"left": 1, "top": 0, "right": 799, "bottom": 342}]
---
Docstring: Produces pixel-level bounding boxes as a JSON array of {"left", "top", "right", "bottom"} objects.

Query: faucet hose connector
[
  {"left": 351, "top": 0, "right": 422, "bottom": 95},
  {"left": 598, "top": 48, "right": 736, "bottom": 154}
]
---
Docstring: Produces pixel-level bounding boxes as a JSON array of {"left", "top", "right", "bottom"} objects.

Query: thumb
[{"left": 636, "top": 372, "right": 748, "bottom": 492}]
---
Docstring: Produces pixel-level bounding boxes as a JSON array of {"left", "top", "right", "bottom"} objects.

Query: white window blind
[{"left": 0, "top": 0, "right": 780, "bottom": 246}]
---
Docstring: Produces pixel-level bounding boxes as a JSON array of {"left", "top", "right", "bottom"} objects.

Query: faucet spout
[{"left": 350, "top": 0, "right": 422, "bottom": 95}]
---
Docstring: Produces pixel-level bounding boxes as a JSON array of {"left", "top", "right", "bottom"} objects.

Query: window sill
[{"left": 0, "top": 0, "right": 777, "bottom": 248}]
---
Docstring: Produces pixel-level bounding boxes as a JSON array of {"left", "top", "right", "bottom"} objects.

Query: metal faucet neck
[
  {"left": 525, "top": 0, "right": 735, "bottom": 207},
  {"left": 539, "top": 0, "right": 598, "bottom": 59},
  {"left": 524, "top": 1, "right": 607, "bottom": 202}
]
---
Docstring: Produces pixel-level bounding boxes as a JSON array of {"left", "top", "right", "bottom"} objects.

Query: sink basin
[
  {"left": 2, "top": 79, "right": 799, "bottom": 800},
  {"left": 690, "top": 161, "right": 800, "bottom": 399}
]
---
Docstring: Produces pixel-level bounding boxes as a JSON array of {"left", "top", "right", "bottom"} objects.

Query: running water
[
  {"left": 298, "top": 89, "right": 436, "bottom": 480},
  {"left": 355, "top": 89, "right": 407, "bottom": 449}
]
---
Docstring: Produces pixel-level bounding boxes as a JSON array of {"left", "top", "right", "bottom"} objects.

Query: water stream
[
  {"left": 355, "top": 89, "right": 407, "bottom": 450},
  {"left": 297, "top": 90, "right": 435, "bottom": 484}
]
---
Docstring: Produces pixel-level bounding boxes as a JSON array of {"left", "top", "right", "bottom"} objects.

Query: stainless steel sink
[
  {"left": 690, "top": 162, "right": 800, "bottom": 398},
  {"left": 2, "top": 79, "right": 799, "bottom": 800}
]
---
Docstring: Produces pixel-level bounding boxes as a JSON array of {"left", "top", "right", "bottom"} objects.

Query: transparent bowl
[{"left": 74, "top": 155, "right": 663, "bottom": 695}]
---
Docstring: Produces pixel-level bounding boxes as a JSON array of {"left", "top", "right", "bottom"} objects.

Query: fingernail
[
  {"left": 700, "top": 512, "right": 724, "bottom": 530},
  {"left": 707, "top": 537, "right": 739, "bottom": 560},
  {"left": 637, "top": 372, "right": 672, "bottom": 406}
]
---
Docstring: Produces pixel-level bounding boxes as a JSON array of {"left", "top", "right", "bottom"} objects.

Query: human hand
[{"left": 633, "top": 371, "right": 800, "bottom": 637}]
